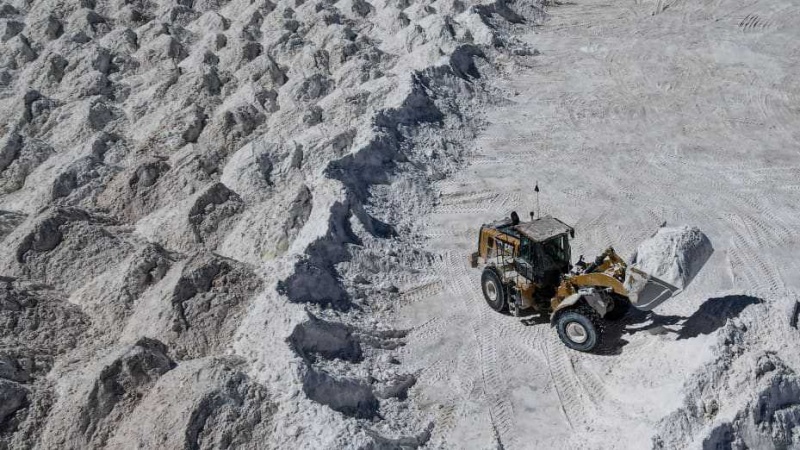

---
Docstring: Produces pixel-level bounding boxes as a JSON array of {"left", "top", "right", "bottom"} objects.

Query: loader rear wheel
[
  {"left": 604, "top": 295, "right": 630, "bottom": 321},
  {"left": 555, "top": 307, "right": 602, "bottom": 352},
  {"left": 481, "top": 268, "right": 507, "bottom": 313}
]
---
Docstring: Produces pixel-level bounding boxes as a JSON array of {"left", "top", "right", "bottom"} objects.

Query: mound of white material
[
  {"left": 632, "top": 226, "right": 713, "bottom": 289},
  {"left": 0, "top": 0, "right": 541, "bottom": 442},
  {"left": 653, "top": 296, "right": 800, "bottom": 450}
]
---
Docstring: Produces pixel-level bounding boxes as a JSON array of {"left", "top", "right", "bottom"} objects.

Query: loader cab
[
  {"left": 511, "top": 217, "right": 574, "bottom": 286},
  {"left": 476, "top": 215, "right": 574, "bottom": 286},
  {"left": 516, "top": 233, "right": 571, "bottom": 283}
]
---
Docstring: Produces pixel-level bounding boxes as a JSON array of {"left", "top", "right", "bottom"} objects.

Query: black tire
[
  {"left": 555, "top": 306, "right": 603, "bottom": 352},
  {"left": 481, "top": 267, "right": 507, "bottom": 312},
  {"left": 604, "top": 295, "right": 631, "bottom": 321}
]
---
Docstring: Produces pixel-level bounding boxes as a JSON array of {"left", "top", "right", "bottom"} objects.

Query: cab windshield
[
  {"left": 516, "top": 233, "right": 571, "bottom": 281},
  {"left": 541, "top": 234, "right": 570, "bottom": 266}
]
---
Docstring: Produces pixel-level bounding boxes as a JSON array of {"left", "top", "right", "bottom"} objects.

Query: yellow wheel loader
[{"left": 470, "top": 212, "right": 680, "bottom": 352}]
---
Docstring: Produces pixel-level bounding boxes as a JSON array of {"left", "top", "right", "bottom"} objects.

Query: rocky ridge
[{"left": 0, "top": 0, "right": 545, "bottom": 446}]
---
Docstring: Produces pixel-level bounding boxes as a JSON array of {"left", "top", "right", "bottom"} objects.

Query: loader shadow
[{"left": 597, "top": 295, "right": 763, "bottom": 355}]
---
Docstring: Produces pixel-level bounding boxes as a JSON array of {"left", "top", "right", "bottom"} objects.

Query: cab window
[
  {"left": 519, "top": 238, "right": 534, "bottom": 262},
  {"left": 541, "top": 234, "right": 569, "bottom": 265}
]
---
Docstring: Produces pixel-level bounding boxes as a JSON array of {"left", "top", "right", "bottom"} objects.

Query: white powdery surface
[{"left": 389, "top": 0, "right": 800, "bottom": 445}]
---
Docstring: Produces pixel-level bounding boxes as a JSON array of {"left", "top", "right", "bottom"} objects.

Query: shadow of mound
[
  {"left": 675, "top": 295, "right": 762, "bottom": 340},
  {"left": 597, "top": 295, "right": 763, "bottom": 355}
]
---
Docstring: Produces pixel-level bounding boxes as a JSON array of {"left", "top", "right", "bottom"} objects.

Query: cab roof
[{"left": 512, "top": 216, "right": 574, "bottom": 242}]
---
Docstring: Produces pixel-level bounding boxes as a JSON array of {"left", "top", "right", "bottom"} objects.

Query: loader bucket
[{"left": 624, "top": 267, "right": 680, "bottom": 311}]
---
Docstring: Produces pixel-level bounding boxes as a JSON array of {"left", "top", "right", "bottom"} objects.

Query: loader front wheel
[
  {"left": 481, "top": 268, "right": 507, "bottom": 313},
  {"left": 555, "top": 307, "right": 601, "bottom": 352}
]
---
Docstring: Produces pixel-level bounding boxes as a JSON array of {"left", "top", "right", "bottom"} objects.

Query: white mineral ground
[{"left": 1, "top": 0, "right": 799, "bottom": 447}]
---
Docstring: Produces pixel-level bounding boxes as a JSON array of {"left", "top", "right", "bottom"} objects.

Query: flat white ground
[{"left": 395, "top": 0, "right": 800, "bottom": 447}]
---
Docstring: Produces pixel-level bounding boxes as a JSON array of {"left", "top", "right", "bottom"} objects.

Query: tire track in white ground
[
  {"left": 400, "top": 0, "right": 800, "bottom": 446},
  {"left": 414, "top": 166, "right": 642, "bottom": 449},
  {"left": 428, "top": 250, "right": 518, "bottom": 447}
]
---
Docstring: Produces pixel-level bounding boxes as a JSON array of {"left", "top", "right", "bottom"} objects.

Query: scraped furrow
[
  {"left": 420, "top": 227, "right": 474, "bottom": 239},
  {"left": 470, "top": 153, "right": 539, "bottom": 166},
  {"left": 409, "top": 317, "right": 444, "bottom": 343},
  {"left": 434, "top": 191, "right": 520, "bottom": 215},
  {"left": 738, "top": 13, "right": 767, "bottom": 30},
  {"left": 736, "top": 3, "right": 800, "bottom": 32},
  {"left": 438, "top": 191, "right": 499, "bottom": 205},
  {"left": 401, "top": 280, "right": 446, "bottom": 304}
]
